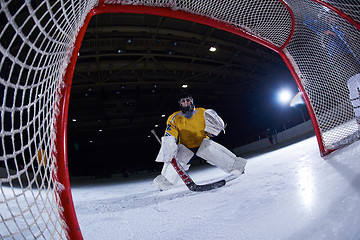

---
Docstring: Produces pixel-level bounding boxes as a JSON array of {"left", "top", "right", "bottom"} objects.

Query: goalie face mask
[{"left": 178, "top": 96, "right": 194, "bottom": 118}]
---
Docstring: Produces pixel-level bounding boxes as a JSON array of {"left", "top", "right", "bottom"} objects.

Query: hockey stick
[{"left": 151, "top": 129, "right": 226, "bottom": 192}]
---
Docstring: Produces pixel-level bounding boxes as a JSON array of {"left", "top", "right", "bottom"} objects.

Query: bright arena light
[
  {"left": 278, "top": 89, "right": 293, "bottom": 104},
  {"left": 209, "top": 46, "right": 217, "bottom": 52}
]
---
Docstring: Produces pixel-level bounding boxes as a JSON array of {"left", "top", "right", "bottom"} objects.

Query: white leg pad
[
  {"left": 230, "top": 157, "right": 247, "bottom": 176},
  {"left": 154, "top": 144, "right": 193, "bottom": 191},
  {"left": 176, "top": 143, "right": 194, "bottom": 165},
  {"left": 197, "top": 138, "right": 247, "bottom": 174},
  {"left": 160, "top": 162, "right": 180, "bottom": 186}
]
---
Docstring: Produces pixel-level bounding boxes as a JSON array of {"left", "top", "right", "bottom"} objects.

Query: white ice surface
[{"left": 71, "top": 136, "right": 360, "bottom": 240}]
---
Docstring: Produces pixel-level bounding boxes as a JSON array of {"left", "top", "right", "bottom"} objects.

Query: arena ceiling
[{"left": 69, "top": 13, "right": 290, "bottom": 134}]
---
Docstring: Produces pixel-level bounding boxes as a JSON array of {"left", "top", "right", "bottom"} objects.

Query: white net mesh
[
  {"left": 1, "top": 1, "right": 96, "bottom": 239},
  {"left": 1, "top": 0, "right": 359, "bottom": 239},
  {"left": 283, "top": 0, "right": 360, "bottom": 149}
]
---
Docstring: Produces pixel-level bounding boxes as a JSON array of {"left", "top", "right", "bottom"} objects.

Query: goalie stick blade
[
  {"left": 187, "top": 179, "right": 226, "bottom": 192},
  {"left": 170, "top": 158, "right": 226, "bottom": 192}
]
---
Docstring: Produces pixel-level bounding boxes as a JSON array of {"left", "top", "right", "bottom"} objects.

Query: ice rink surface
[{"left": 72, "top": 136, "right": 360, "bottom": 240}]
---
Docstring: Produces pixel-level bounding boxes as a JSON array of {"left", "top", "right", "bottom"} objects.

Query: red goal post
[{"left": 1, "top": 0, "right": 359, "bottom": 239}]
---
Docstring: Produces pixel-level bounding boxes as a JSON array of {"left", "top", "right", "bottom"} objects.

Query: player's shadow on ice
[{"left": 86, "top": 187, "right": 203, "bottom": 213}]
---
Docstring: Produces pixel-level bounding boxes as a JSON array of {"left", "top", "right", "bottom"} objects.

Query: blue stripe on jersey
[
  {"left": 170, "top": 112, "right": 181, "bottom": 124},
  {"left": 169, "top": 112, "right": 182, "bottom": 130}
]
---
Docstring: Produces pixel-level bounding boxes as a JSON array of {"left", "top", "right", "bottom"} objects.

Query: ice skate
[{"left": 153, "top": 175, "right": 174, "bottom": 191}]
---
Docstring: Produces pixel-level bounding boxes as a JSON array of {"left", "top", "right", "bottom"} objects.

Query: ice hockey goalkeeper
[{"left": 153, "top": 93, "right": 247, "bottom": 191}]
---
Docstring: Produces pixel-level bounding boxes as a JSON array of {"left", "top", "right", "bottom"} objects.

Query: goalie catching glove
[{"left": 204, "top": 109, "right": 226, "bottom": 136}]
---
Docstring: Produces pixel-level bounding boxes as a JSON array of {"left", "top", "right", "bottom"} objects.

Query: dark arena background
[{"left": 67, "top": 13, "right": 305, "bottom": 177}]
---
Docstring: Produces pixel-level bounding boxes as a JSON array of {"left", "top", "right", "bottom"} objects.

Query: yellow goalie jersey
[{"left": 164, "top": 107, "right": 209, "bottom": 148}]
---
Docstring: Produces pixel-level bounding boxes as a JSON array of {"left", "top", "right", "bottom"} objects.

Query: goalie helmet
[{"left": 178, "top": 93, "right": 195, "bottom": 118}]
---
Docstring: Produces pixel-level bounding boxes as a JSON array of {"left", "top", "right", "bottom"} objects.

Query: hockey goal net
[{"left": 1, "top": 0, "right": 359, "bottom": 239}]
